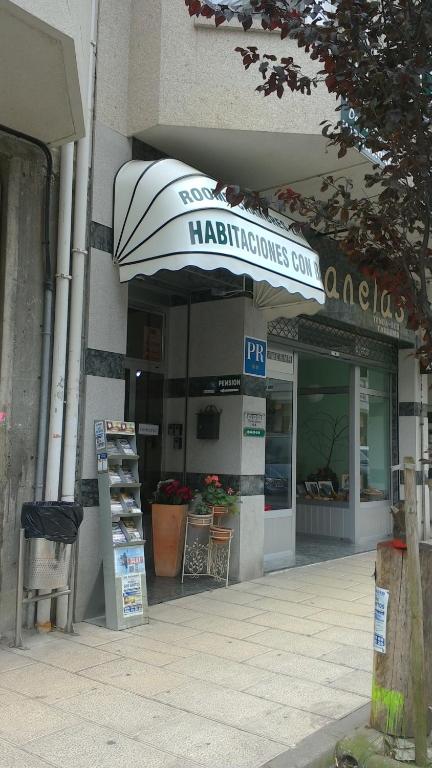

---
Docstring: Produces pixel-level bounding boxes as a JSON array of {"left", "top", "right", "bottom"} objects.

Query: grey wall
[{"left": 74, "top": 120, "right": 131, "bottom": 621}]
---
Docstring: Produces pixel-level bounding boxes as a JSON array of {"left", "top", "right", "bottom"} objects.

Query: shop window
[
  {"left": 297, "top": 358, "right": 349, "bottom": 499},
  {"left": 360, "top": 367, "right": 390, "bottom": 502},
  {"left": 127, "top": 309, "right": 164, "bottom": 362}
]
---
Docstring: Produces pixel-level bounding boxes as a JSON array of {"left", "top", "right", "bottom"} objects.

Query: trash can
[{"left": 21, "top": 501, "right": 83, "bottom": 590}]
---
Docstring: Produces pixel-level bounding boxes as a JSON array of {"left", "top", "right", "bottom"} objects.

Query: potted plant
[
  {"left": 201, "top": 475, "right": 239, "bottom": 524},
  {"left": 188, "top": 492, "right": 214, "bottom": 527},
  {"left": 151, "top": 479, "right": 192, "bottom": 577}
]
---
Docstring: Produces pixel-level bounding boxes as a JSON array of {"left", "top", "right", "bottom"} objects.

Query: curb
[{"left": 261, "top": 703, "right": 371, "bottom": 768}]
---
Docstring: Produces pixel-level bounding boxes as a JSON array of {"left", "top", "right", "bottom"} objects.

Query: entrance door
[
  {"left": 264, "top": 351, "right": 296, "bottom": 571},
  {"left": 125, "top": 307, "right": 166, "bottom": 574},
  {"left": 125, "top": 365, "right": 164, "bottom": 574}
]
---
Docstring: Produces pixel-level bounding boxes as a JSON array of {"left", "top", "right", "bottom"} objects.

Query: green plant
[
  {"left": 189, "top": 492, "right": 212, "bottom": 515},
  {"left": 201, "top": 475, "right": 239, "bottom": 511}
]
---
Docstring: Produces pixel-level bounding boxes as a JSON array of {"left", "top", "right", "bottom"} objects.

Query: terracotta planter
[
  {"left": 152, "top": 503, "right": 187, "bottom": 577},
  {"left": 209, "top": 525, "right": 233, "bottom": 544},
  {"left": 188, "top": 512, "right": 214, "bottom": 527}
]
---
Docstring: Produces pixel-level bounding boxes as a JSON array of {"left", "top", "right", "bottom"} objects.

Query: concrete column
[
  {"left": 177, "top": 296, "right": 267, "bottom": 581},
  {"left": 73, "top": 122, "right": 131, "bottom": 621}
]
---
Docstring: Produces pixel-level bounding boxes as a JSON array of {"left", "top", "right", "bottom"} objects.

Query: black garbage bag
[{"left": 21, "top": 501, "right": 83, "bottom": 544}]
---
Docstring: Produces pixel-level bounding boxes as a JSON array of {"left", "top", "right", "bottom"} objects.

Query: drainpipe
[
  {"left": 45, "top": 143, "right": 74, "bottom": 501},
  {"left": 55, "top": 0, "right": 98, "bottom": 629},
  {"left": 35, "top": 143, "right": 74, "bottom": 632}
]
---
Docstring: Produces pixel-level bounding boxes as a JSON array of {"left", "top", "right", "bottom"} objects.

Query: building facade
[{"left": 0, "top": 0, "right": 429, "bottom": 632}]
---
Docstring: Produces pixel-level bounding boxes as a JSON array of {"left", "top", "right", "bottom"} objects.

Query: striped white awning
[{"left": 113, "top": 159, "right": 325, "bottom": 316}]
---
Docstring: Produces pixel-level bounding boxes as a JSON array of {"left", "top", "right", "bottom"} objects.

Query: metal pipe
[
  {"left": 37, "top": 143, "right": 74, "bottom": 631},
  {"left": 62, "top": 1, "right": 98, "bottom": 502},
  {"left": 57, "top": 0, "right": 98, "bottom": 629},
  {"left": 45, "top": 143, "right": 74, "bottom": 501},
  {"left": 182, "top": 299, "right": 191, "bottom": 483}
]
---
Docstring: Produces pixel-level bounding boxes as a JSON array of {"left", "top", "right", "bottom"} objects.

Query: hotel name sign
[{"left": 321, "top": 258, "right": 412, "bottom": 343}]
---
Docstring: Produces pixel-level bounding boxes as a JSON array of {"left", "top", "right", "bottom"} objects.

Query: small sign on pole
[{"left": 374, "top": 586, "right": 389, "bottom": 654}]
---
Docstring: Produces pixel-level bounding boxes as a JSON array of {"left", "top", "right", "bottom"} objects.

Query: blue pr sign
[{"left": 244, "top": 336, "right": 267, "bottom": 378}]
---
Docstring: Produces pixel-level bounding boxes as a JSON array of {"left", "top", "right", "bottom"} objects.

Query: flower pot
[
  {"left": 152, "top": 503, "right": 188, "bottom": 577},
  {"left": 209, "top": 525, "right": 233, "bottom": 544},
  {"left": 188, "top": 512, "right": 214, "bottom": 527}
]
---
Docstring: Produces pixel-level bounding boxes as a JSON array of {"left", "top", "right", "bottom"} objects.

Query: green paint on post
[{"left": 371, "top": 679, "right": 405, "bottom": 735}]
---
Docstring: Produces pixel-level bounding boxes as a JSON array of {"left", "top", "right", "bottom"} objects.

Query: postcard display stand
[{"left": 95, "top": 420, "right": 149, "bottom": 630}]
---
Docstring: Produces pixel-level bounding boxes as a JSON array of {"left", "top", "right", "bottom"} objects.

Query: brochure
[
  {"left": 121, "top": 519, "right": 141, "bottom": 541},
  {"left": 112, "top": 522, "right": 127, "bottom": 544}
]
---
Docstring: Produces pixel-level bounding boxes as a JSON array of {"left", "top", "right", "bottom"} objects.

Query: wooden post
[{"left": 404, "top": 457, "right": 428, "bottom": 766}]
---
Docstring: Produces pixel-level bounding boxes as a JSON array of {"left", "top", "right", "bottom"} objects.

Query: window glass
[
  {"left": 359, "top": 367, "right": 389, "bottom": 393},
  {"left": 297, "top": 357, "right": 350, "bottom": 498},
  {"left": 360, "top": 379, "right": 390, "bottom": 501},
  {"left": 265, "top": 379, "right": 293, "bottom": 510},
  {"left": 127, "top": 309, "right": 164, "bottom": 362}
]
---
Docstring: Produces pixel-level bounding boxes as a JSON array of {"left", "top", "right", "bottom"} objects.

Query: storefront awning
[{"left": 113, "top": 159, "right": 325, "bottom": 316}]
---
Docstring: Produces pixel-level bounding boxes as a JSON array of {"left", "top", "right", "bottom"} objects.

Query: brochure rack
[{"left": 95, "top": 420, "right": 149, "bottom": 630}]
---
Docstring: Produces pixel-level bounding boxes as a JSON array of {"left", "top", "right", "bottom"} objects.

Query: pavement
[{"left": 0, "top": 551, "right": 376, "bottom": 768}]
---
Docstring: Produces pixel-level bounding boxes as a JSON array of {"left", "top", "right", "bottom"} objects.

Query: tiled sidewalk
[{"left": 0, "top": 552, "right": 375, "bottom": 768}]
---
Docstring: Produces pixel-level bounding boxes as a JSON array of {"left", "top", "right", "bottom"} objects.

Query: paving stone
[
  {"left": 79, "top": 657, "right": 188, "bottom": 697},
  {"left": 244, "top": 675, "right": 369, "bottom": 719},
  {"left": 156, "top": 678, "right": 282, "bottom": 727},
  {"left": 11, "top": 639, "right": 118, "bottom": 672},
  {"left": 164, "top": 652, "right": 275, "bottom": 690},
  {"left": 224, "top": 582, "right": 310, "bottom": 603},
  {"left": 127, "top": 621, "right": 201, "bottom": 643},
  {"left": 180, "top": 614, "right": 268, "bottom": 639},
  {"left": 0, "top": 738, "right": 53, "bottom": 768},
  {"left": 175, "top": 632, "right": 272, "bottom": 662},
  {"left": 299, "top": 596, "right": 374, "bottom": 617},
  {"left": 246, "top": 649, "right": 352, "bottom": 685},
  {"left": 148, "top": 605, "right": 209, "bottom": 625},
  {"left": 27, "top": 722, "right": 197, "bottom": 768},
  {"left": 0, "top": 696, "right": 81, "bottom": 745},
  {"left": 248, "top": 628, "right": 343, "bottom": 658},
  {"left": 200, "top": 589, "right": 265, "bottom": 606},
  {"left": 135, "top": 707, "right": 287, "bottom": 768},
  {"left": 0, "top": 661, "right": 99, "bottom": 703},
  {"left": 58, "top": 622, "right": 124, "bottom": 647},
  {"left": 53, "top": 685, "right": 188, "bottom": 736},
  {"left": 98, "top": 636, "right": 188, "bottom": 667},
  {"left": 240, "top": 704, "right": 330, "bottom": 747},
  {"left": 169, "top": 596, "right": 266, "bottom": 621},
  {"left": 108, "top": 632, "right": 198, "bottom": 658},
  {"left": 242, "top": 597, "right": 318, "bottom": 618},
  {"left": 311, "top": 609, "right": 374, "bottom": 632},
  {"left": 330, "top": 669, "right": 373, "bottom": 697},
  {"left": 314, "top": 626, "right": 373, "bottom": 651},
  {"left": 320, "top": 646, "right": 374, "bottom": 672},
  {"left": 248, "top": 612, "right": 331, "bottom": 635},
  {"left": 0, "top": 648, "right": 35, "bottom": 673}
]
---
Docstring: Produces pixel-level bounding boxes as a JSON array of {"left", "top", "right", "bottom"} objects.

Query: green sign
[{"left": 244, "top": 427, "right": 265, "bottom": 438}]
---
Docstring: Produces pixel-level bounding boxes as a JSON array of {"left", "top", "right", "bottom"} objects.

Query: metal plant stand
[{"left": 182, "top": 514, "right": 232, "bottom": 587}]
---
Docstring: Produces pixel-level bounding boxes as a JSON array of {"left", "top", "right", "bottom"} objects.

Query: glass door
[
  {"left": 264, "top": 350, "right": 296, "bottom": 572},
  {"left": 265, "top": 379, "right": 293, "bottom": 512}
]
